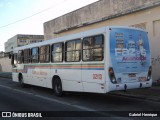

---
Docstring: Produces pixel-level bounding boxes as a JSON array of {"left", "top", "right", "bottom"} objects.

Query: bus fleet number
[{"left": 93, "top": 74, "right": 102, "bottom": 80}]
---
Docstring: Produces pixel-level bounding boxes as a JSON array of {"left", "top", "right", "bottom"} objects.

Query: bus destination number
[{"left": 93, "top": 74, "right": 102, "bottom": 80}]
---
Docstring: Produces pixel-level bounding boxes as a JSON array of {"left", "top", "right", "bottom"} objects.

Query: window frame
[
  {"left": 31, "top": 47, "right": 39, "bottom": 63},
  {"left": 82, "top": 34, "right": 104, "bottom": 62},
  {"left": 17, "top": 50, "right": 24, "bottom": 64},
  {"left": 39, "top": 45, "right": 50, "bottom": 63},
  {"left": 51, "top": 42, "right": 64, "bottom": 63},
  {"left": 65, "top": 38, "right": 81, "bottom": 62},
  {"left": 14, "top": 53, "right": 18, "bottom": 65},
  {"left": 23, "top": 49, "right": 30, "bottom": 63}
]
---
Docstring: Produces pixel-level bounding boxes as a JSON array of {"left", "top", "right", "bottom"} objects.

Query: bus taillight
[
  {"left": 147, "top": 66, "right": 152, "bottom": 81},
  {"left": 108, "top": 67, "right": 117, "bottom": 84}
]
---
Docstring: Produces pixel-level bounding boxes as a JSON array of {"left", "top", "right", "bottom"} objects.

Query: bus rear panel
[{"left": 108, "top": 27, "right": 152, "bottom": 92}]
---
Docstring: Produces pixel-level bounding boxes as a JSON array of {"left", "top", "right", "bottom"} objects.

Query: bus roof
[{"left": 13, "top": 26, "right": 147, "bottom": 52}]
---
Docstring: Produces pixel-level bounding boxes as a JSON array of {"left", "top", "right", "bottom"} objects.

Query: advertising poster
[{"left": 110, "top": 28, "right": 151, "bottom": 73}]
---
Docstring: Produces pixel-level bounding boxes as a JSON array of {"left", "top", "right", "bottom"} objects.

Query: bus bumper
[{"left": 107, "top": 80, "right": 152, "bottom": 92}]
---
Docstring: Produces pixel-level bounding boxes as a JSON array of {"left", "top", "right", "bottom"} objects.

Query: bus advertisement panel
[{"left": 110, "top": 28, "right": 151, "bottom": 84}]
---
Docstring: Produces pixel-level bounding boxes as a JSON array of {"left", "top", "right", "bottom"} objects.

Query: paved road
[{"left": 0, "top": 78, "right": 160, "bottom": 119}]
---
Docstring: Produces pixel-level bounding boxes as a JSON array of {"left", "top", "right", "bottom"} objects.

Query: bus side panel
[
  {"left": 12, "top": 72, "right": 19, "bottom": 82},
  {"left": 50, "top": 63, "right": 83, "bottom": 92},
  {"left": 22, "top": 65, "right": 30, "bottom": 84},
  {"left": 24, "top": 67, "right": 34, "bottom": 85},
  {"left": 104, "top": 29, "right": 112, "bottom": 93},
  {"left": 82, "top": 62, "right": 106, "bottom": 93},
  {"left": 62, "top": 69, "right": 83, "bottom": 92},
  {"left": 28, "top": 65, "right": 49, "bottom": 87}
]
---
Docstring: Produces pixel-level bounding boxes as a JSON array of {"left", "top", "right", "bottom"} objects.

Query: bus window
[
  {"left": 24, "top": 49, "right": 30, "bottom": 63},
  {"left": 39, "top": 45, "right": 50, "bottom": 63},
  {"left": 31, "top": 47, "right": 39, "bottom": 63},
  {"left": 51, "top": 43, "right": 63, "bottom": 62},
  {"left": 83, "top": 35, "right": 104, "bottom": 61},
  {"left": 65, "top": 39, "right": 81, "bottom": 62},
  {"left": 17, "top": 50, "right": 24, "bottom": 64},
  {"left": 14, "top": 53, "right": 17, "bottom": 65}
]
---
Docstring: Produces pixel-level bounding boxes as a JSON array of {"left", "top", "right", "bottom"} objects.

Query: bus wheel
[
  {"left": 19, "top": 74, "right": 25, "bottom": 88},
  {"left": 53, "top": 77, "right": 63, "bottom": 97}
]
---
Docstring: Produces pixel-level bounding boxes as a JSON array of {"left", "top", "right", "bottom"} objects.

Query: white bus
[{"left": 10, "top": 26, "right": 152, "bottom": 96}]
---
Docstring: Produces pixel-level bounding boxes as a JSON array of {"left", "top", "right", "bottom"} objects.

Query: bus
[{"left": 10, "top": 26, "right": 152, "bottom": 96}]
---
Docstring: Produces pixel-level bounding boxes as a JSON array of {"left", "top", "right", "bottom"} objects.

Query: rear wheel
[
  {"left": 53, "top": 77, "right": 63, "bottom": 97},
  {"left": 19, "top": 74, "right": 26, "bottom": 88}
]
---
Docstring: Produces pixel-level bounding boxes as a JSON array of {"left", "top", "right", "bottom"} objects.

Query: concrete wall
[
  {"left": 0, "top": 57, "right": 12, "bottom": 72},
  {"left": 43, "top": 0, "right": 160, "bottom": 81},
  {"left": 44, "top": 0, "right": 160, "bottom": 40},
  {"left": 5, "top": 34, "right": 44, "bottom": 53}
]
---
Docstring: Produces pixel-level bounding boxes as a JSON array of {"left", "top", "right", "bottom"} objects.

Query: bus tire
[
  {"left": 19, "top": 74, "right": 26, "bottom": 88},
  {"left": 53, "top": 77, "right": 63, "bottom": 97}
]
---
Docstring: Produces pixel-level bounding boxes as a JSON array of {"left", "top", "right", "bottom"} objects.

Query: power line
[{"left": 0, "top": 0, "right": 65, "bottom": 28}]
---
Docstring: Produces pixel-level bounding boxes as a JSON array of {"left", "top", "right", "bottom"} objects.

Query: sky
[{"left": 0, "top": 0, "right": 98, "bottom": 52}]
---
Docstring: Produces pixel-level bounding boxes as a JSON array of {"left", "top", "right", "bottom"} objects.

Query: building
[
  {"left": 5, "top": 34, "right": 44, "bottom": 53},
  {"left": 0, "top": 51, "right": 9, "bottom": 58},
  {"left": 43, "top": 0, "right": 160, "bottom": 81},
  {"left": 0, "top": 51, "right": 12, "bottom": 72}
]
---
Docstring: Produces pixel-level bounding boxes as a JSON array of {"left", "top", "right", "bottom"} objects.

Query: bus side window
[
  {"left": 31, "top": 47, "right": 39, "bottom": 63},
  {"left": 11, "top": 54, "right": 14, "bottom": 65},
  {"left": 24, "top": 49, "right": 30, "bottom": 63},
  {"left": 83, "top": 35, "right": 104, "bottom": 61},
  {"left": 14, "top": 53, "right": 17, "bottom": 65},
  {"left": 51, "top": 43, "right": 64, "bottom": 62},
  {"left": 65, "top": 39, "right": 81, "bottom": 62},
  {"left": 39, "top": 45, "right": 50, "bottom": 63},
  {"left": 17, "top": 50, "right": 24, "bottom": 64}
]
